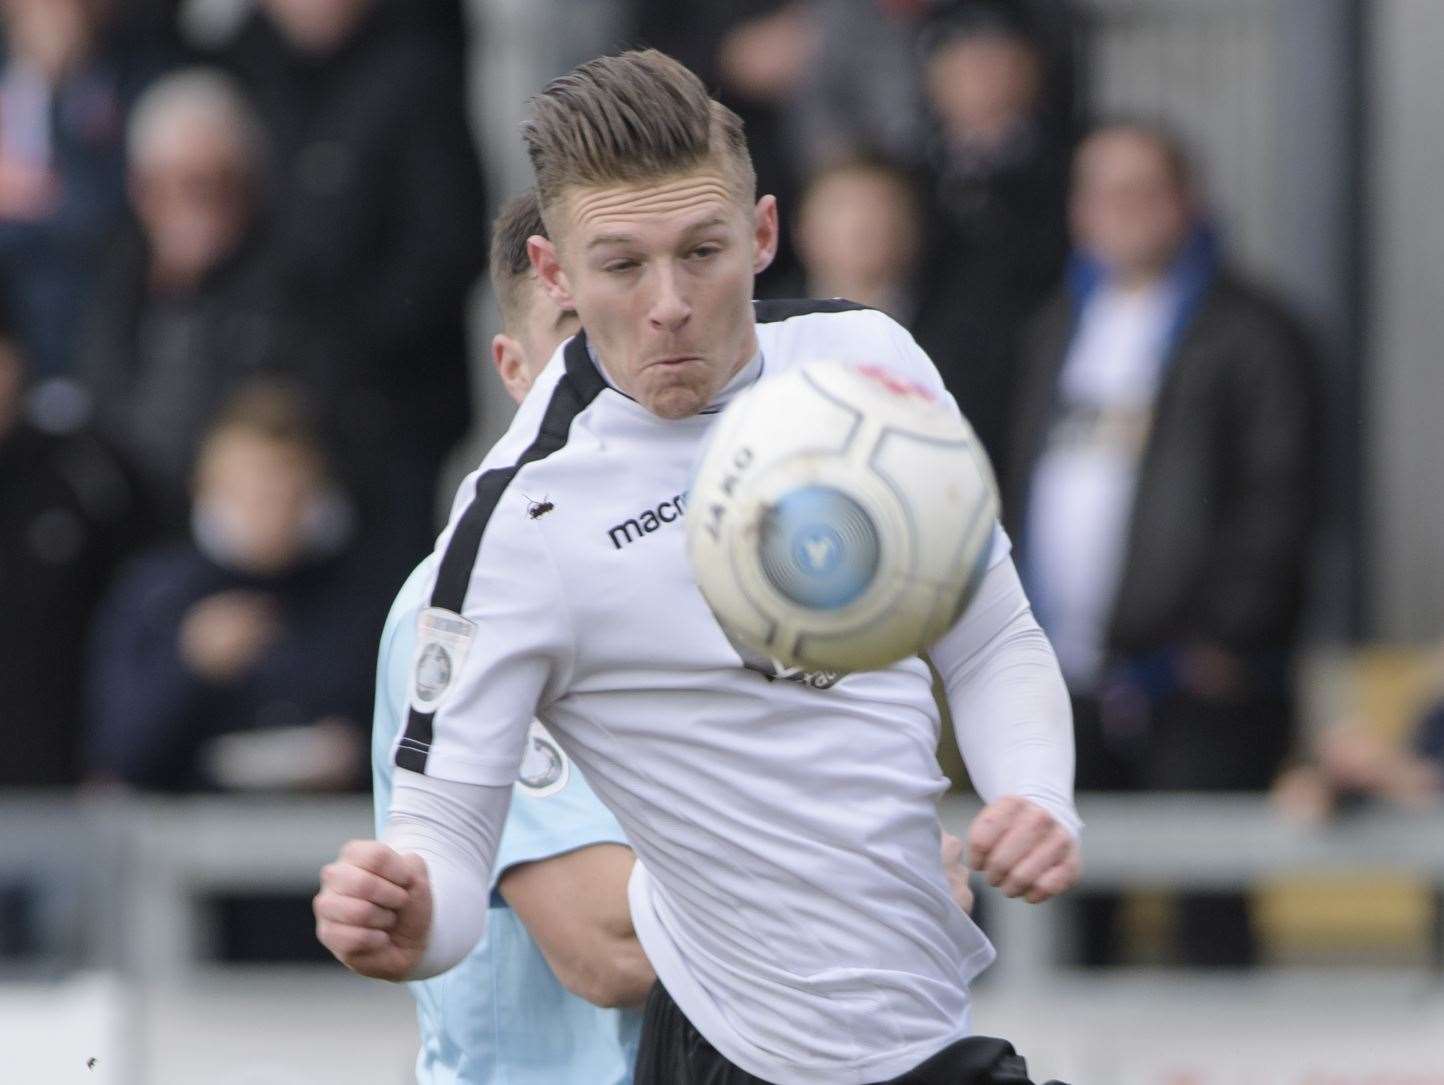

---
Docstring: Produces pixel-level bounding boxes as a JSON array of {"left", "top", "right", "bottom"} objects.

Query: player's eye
[
  {"left": 603, "top": 259, "right": 639, "bottom": 274},
  {"left": 689, "top": 244, "right": 721, "bottom": 260}
]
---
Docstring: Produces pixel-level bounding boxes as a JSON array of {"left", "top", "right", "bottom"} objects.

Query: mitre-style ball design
[{"left": 686, "top": 359, "right": 999, "bottom": 674}]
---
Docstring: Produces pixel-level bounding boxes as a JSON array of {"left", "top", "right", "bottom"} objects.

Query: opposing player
[
  {"left": 366, "top": 192, "right": 648, "bottom": 1085},
  {"left": 362, "top": 190, "right": 981, "bottom": 1085},
  {"left": 319, "top": 51, "right": 1079, "bottom": 1085}
]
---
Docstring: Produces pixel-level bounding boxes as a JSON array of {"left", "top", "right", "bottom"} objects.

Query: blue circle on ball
[{"left": 760, "top": 486, "right": 880, "bottom": 610}]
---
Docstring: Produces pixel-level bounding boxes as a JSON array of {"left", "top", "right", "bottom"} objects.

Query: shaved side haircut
[{"left": 520, "top": 49, "right": 756, "bottom": 235}]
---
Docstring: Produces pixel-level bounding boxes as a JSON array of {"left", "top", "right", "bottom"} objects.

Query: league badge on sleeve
[
  {"left": 517, "top": 721, "right": 570, "bottom": 798},
  {"left": 408, "top": 607, "right": 477, "bottom": 716}
]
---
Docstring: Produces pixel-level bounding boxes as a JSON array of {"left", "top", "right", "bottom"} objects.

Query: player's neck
[{"left": 712, "top": 346, "right": 762, "bottom": 407}]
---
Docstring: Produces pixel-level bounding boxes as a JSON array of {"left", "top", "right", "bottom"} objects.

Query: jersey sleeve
[
  {"left": 371, "top": 560, "right": 435, "bottom": 835},
  {"left": 374, "top": 566, "right": 625, "bottom": 920},
  {"left": 490, "top": 722, "right": 629, "bottom": 894},
  {"left": 931, "top": 554, "right": 1081, "bottom": 836},
  {"left": 370, "top": 604, "right": 410, "bottom": 837},
  {"left": 392, "top": 509, "right": 575, "bottom": 788}
]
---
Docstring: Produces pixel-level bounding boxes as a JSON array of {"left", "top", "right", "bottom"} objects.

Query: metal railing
[{"left": 3, "top": 791, "right": 1441, "bottom": 989}]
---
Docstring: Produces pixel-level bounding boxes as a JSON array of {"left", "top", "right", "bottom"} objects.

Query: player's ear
[
  {"left": 491, "top": 333, "right": 533, "bottom": 406},
  {"left": 752, "top": 194, "right": 779, "bottom": 276},
  {"left": 528, "top": 235, "right": 575, "bottom": 311}
]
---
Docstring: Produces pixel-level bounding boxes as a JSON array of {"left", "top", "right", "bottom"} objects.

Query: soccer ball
[{"left": 687, "top": 359, "right": 999, "bottom": 674}]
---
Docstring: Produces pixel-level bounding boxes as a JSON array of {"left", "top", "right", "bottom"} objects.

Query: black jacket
[
  {"left": 0, "top": 422, "right": 151, "bottom": 785},
  {"left": 78, "top": 226, "right": 297, "bottom": 523},
  {"left": 85, "top": 541, "right": 388, "bottom": 792},
  {"left": 916, "top": 129, "right": 1072, "bottom": 471},
  {"left": 1005, "top": 271, "right": 1321, "bottom": 664},
  {"left": 219, "top": 1, "right": 487, "bottom": 459}
]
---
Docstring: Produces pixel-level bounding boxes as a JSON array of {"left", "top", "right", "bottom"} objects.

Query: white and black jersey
[{"left": 390, "top": 300, "right": 1078, "bottom": 1085}]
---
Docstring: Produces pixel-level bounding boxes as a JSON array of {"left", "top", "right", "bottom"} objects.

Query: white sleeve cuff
[
  {"left": 384, "top": 769, "right": 513, "bottom": 979},
  {"left": 931, "top": 556, "right": 1082, "bottom": 837}
]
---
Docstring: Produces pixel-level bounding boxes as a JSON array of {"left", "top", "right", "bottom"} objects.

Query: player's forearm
[
  {"left": 932, "top": 557, "right": 1081, "bottom": 835},
  {"left": 385, "top": 769, "right": 511, "bottom": 978}
]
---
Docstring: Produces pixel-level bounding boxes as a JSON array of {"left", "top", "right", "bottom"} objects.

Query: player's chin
[{"left": 642, "top": 379, "right": 709, "bottom": 420}]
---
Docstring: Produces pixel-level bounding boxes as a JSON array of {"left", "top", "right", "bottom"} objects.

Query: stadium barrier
[{"left": 1, "top": 791, "right": 1441, "bottom": 988}]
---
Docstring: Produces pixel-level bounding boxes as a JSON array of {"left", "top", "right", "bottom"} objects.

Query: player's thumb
[
  {"left": 393, "top": 853, "right": 433, "bottom": 945},
  {"left": 399, "top": 853, "right": 431, "bottom": 905}
]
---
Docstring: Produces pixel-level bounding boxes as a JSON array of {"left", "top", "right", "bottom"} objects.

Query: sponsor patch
[
  {"left": 408, "top": 607, "right": 476, "bottom": 715},
  {"left": 722, "top": 624, "right": 846, "bottom": 689}
]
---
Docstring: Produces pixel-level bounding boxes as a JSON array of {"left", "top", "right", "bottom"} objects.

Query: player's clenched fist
[
  {"left": 315, "top": 839, "right": 432, "bottom": 980},
  {"left": 966, "top": 796, "right": 1080, "bottom": 904}
]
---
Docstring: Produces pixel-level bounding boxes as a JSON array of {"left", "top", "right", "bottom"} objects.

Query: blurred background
[{"left": 1, "top": 0, "right": 1442, "bottom": 1081}]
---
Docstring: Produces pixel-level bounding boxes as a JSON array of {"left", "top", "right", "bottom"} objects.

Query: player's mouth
[{"left": 649, "top": 354, "right": 703, "bottom": 368}]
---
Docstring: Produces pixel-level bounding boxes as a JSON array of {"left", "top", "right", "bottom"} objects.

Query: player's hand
[
  {"left": 314, "top": 840, "right": 432, "bottom": 981},
  {"left": 939, "top": 830, "right": 974, "bottom": 914},
  {"left": 966, "top": 796, "right": 1080, "bottom": 904}
]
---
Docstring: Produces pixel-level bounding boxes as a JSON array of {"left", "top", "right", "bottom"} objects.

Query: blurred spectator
[
  {"left": 793, "top": 153, "right": 1004, "bottom": 421},
  {"left": 79, "top": 67, "right": 295, "bottom": 527},
  {"left": 917, "top": 0, "right": 1074, "bottom": 468},
  {"left": 1005, "top": 122, "right": 1321, "bottom": 966},
  {"left": 789, "top": 0, "right": 929, "bottom": 171},
  {"left": 792, "top": 0, "right": 1078, "bottom": 170},
  {"left": 86, "top": 379, "right": 387, "bottom": 793},
  {"left": 0, "top": 295, "right": 150, "bottom": 787},
  {"left": 0, "top": 0, "right": 154, "bottom": 391},
  {"left": 1273, "top": 722, "right": 1442, "bottom": 823},
  {"left": 218, "top": 0, "right": 488, "bottom": 570},
  {"left": 792, "top": 154, "right": 924, "bottom": 321},
  {"left": 1274, "top": 703, "right": 1444, "bottom": 824}
]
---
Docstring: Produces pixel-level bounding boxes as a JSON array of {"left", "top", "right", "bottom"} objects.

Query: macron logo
[{"left": 607, "top": 492, "right": 688, "bottom": 550}]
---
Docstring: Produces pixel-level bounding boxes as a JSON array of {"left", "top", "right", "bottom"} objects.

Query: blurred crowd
[{"left": 1, "top": 0, "right": 1438, "bottom": 967}]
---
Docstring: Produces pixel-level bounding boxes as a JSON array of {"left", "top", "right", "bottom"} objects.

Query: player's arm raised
[{"left": 930, "top": 547, "right": 1082, "bottom": 904}]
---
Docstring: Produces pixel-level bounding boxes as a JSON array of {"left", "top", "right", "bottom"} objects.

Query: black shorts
[{"left": 632, "top": 981, "right": 1065, "bottom": 1085}]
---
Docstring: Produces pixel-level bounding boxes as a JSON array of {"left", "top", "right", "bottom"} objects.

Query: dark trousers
[
  {"left": 633, "top": 982, "right": 1064, "bottom": 1085},
  {"left": 1071, "top": 689, "right": 1291, "bottom": 966}
]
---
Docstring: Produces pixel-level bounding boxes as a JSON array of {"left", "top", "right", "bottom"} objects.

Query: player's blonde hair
[{"left": 520, "top": 49, "right": 756, "bottom": 236}]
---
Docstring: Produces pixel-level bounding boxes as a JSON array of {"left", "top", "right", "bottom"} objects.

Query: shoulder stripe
[
  {"left": 752, "top": 297, "right": 873, "bottom": 324},
  {"left": 396, "top": 333, "right": 606, "bottom": 775}
]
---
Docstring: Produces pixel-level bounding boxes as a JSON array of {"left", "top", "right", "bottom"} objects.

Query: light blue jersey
[{"left": 372, "top": 558, "right": 641, "bottom": 1085}]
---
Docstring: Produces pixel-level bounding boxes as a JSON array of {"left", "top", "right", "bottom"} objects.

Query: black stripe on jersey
[
  {"left": 395, "top": 331, "right": 607, "bottom": 774},
  {"left": 752, "top": 297, "right": 872, "bottom": 323}
]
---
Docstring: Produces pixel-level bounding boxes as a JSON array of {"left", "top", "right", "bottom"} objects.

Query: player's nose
[{"left": 647, "top": 265, "right": 691, "bottom": 332}]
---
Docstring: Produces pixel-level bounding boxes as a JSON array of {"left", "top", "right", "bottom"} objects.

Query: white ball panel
[{"left": 687, "top": 358, "right": 998, "bottom": 674}]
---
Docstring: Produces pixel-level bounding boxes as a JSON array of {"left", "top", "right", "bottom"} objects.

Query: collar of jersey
[{"left": 568, "top": 331, "right": 764, "bottom": 418}]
